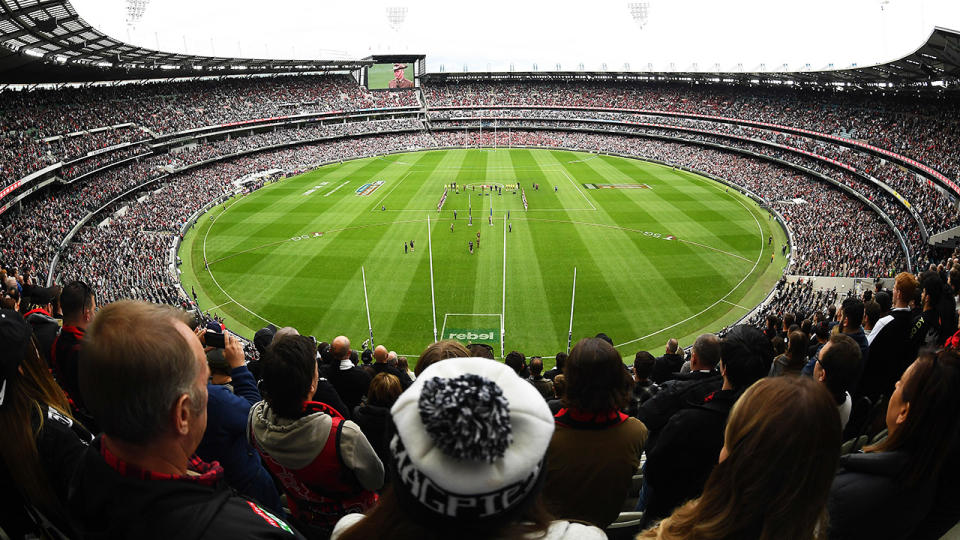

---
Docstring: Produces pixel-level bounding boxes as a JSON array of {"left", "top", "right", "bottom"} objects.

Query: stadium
[{"left": 2, "top": 0, "right": 960, "bottom": 538}]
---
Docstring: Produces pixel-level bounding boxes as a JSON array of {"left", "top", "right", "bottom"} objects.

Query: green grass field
[{"left": 179, "top": 148, "right": 788, "bottom": 365}]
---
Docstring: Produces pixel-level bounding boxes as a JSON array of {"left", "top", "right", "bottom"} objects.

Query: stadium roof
[
  {"left": 0, "top": 0, "right": 958, "bottom": 89},
  {"left": 0, "top": 0, "right": 370, "bottom": 83},
  {"left": 423, "top": 27, "right": 960, "bottom": 91}
]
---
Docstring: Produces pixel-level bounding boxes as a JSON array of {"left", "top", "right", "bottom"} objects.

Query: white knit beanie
[{"left": 389, "top": 357, "right": 555, "bottom": 521}]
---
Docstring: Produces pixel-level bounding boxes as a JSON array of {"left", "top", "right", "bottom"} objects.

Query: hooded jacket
[{"left": 248, "top": 400, "right": 383, "bottom": 529}]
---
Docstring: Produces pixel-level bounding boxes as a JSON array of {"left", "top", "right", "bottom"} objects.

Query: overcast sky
[{"left": 71, "top": 0, "right": 960, "bottom": 73}]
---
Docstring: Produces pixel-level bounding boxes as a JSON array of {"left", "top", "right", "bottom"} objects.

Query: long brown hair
[
  {"left": 641, "top": 377, "right": 841, "bottom": 540},
  {"left": 337, "top": 484, "right": 553, "bottom": 540},
  {"left": 865, "top": 349, "right": 960, "bottom": 488},
  {"left": 563, "top": 337, "right": 632, "bottom": 413},
  {"left": 0, "top": 337, "right": 76, "bottom": 521}
]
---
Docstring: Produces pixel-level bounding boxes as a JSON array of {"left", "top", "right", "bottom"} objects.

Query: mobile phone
[{"left": 206, "top": 331, "right": 226, "bottom": 348}]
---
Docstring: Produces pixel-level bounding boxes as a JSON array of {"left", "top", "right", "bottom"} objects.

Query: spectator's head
[
  {"left": 504, "top": 351, "right": 526, "bottom": 376},
  {"left": 813, "top": 321, "right": 831, "bottom": 343},
  {"left": 205, "top": 348, "right": 231, "bottom": 381},
  {"left": 665, "top": 338, "right": 679, "bottom": 354},
  {"left": 893, "top": 272, "right": 919, "bottom": 308},
  {"left": 690, "top": 333, "right": 721, "bottom": 371},
  {"left": 387, "top": 351, "right": 398, "bottom": 367},
  {"left": 949, "top": 267, "right": 960, "bottom": 292},
  {"left": 920, "top": 274, "right": 943, "bottom": 310},
  {"left": 397, "top": 356, "right": 410, "bottom": 374},
  {"left": 814, "top": 333, "right": 862, "bottom": 405},
  {"left": 782, "top": 313, "right": 796, "bottom": 332},
  {"left": 253, "top": 324, "right": 277, "bottom": 356},
  {"left": 529, "top": 357, "right": 544, "bottom": 377},
  {"left": 338, "top": 358, "right": 555, "bottom": 538},
  {"left": 595, "top": 332, "right": 614, "bottom": 346},
  {"left": 467, "top": 343, "right": 495, "bottom": 359},
  {"left": 415, "top": 340, "right": 470, "bottom": 376},
  {"left": 374, "top": 345, "right": 388, "bottom": 364},
  {"left": 81, "top": 301, "right": 207, "bottom": 454},
  {"left": 61, "top": 281, "right": 96, "bottom": 328},
  {"left": 273, "top": 326, "right": 299, "bottom": 341},
  {"left": 633, "top": 351, "right": 656, "bottom": 382},
  {"left": 564, "top": 337, "right": 632, "bottom": 413},
  {"left": 863, "top": 300, "right": 881, "bottom": 330},
  {"left": 554, "top": 352, "right": 567, "bottom": 372},
  {"left": 869, "top": 348, "right": 960, "bottom": 488},
  {"left": 653, "top": 377, "right": 839, "bottom": 540},
  {"left": 553, "top": 374, "right": 567, "bottom": 399},
  {"left": 719, "top": 325, "right": 773, "bottom": 391},
  {"left": 260, "top": 335, "right": 318, "bottom": 418},
  {"left": 26, "top": 285, "right": 59, "bottom": 315},
  {"left": 839, "top": 297, "right": 865, "bottom": 333},
  {"left": 367, "top": 372, "right": 403, "bottom": 408},
  {"left": 785, "top": 331, "right": 808, "bottom": 362},
  {"left": 874, "top": 291, "right": 892, "bottom": 314},
  {"left": 331, "top": 335, "right": 351, "bottom": 362}
]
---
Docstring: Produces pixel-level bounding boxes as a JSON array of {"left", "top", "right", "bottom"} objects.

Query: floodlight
[
  {"left": 125, "top": 0, "right": 150, "bottom": 26},
  {"left": 386, "top": 7, "right": 408, "bottom": 32},
  {"left": 627, "top": 2, "right": 649, "bottom": 29}
]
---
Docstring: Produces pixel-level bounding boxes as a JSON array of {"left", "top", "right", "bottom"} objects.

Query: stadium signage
[
  {"left": 356, "top": 180, "right": 385, "bottom": 197},
  {"left": 444, "top": 328, "right": 499, "bottom": 343}
]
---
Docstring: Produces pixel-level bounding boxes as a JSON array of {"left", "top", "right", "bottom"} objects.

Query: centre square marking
[{"left": 444, "top": 328, "right": 499, "bottom": 343}]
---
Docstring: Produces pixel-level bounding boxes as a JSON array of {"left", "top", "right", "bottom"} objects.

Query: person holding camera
[{"left": 196, "top": 323, "right": 283, "bottom": 515}]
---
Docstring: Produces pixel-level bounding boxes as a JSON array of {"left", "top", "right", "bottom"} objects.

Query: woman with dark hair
[
  {"left": 640, "top": 376, "right": 841, "bottom": 540},
  {"left": 332, "top": 358, "right": 604, "bottom": 540},
  {"left": 0, "top": 309, "right": 93, "bottom": 538},
  {"left": 769, "top": 330, "right": 809, "bottom": 376},
  {"left": 541, "top": 337, "right": 648, "bottom": 528},
  {"left": 828, "top": 348, "right": 960, "bottom": 539}
]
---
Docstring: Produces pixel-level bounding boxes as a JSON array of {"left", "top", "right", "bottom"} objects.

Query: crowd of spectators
[
  {"left": 5, "top": 257, "right": 960, "bottom": 538},
  {"left": 424, "top": 80, "right": 960, "bottom": 185},
  {"left": 0, "top": 74, "right": 419, "bottom": 188}
]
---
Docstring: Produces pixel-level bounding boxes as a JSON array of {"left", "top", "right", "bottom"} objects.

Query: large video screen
[{"left": 368, "top": 62, "right": 415, "bottom": 89}]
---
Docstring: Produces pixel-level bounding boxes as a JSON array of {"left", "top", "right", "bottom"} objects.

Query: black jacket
[
  {"left": 327, "top": 365, "right": 372, "bottom": 413},
  {"left": 352, "top": 403, "right": 392, "bottom": 479},
  {"left": 371, "top": 362, "right": 412, "bottom": 388},
  {"left": 642, "top": 389, "right": 739, "bottom": 524},
  {"left": 861, "top": 309, "right": 913, "bottom": 400},
  {"left": 636, "top": 371, "right": 722, "bottom": 450},
  {"left": 651, "top": 352, "right": 685, "bottom": 384},
  {"left": 68, "top": 438, "right": 305, "bottom": 540},
  {"left": 828, "top": 451, "right": 934, "bottom": 540}
]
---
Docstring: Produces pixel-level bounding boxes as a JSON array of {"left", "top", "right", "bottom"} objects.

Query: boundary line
[
  {"left": 615, "top": 191, "right": 765, "bottom": 349},
  {"left": 201, "top": 195, "right": 280, "bottom": 329},
  {"left": 722, "top": 299, "right": 751, "bottom": 310},
  {"left": 556, "top": 168, "right": 597, "bottom": 211},
  {"left": 427, "top": 214, "right": 438, "bottom": 342}
]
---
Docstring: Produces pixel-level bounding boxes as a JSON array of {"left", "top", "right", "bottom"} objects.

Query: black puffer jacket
[{"left": 828, "top": 451, "right": 934, "bottom": 540}]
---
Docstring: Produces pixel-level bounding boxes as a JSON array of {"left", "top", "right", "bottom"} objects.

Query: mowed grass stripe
[{"left": 180, "top": 149, "right": 786, "bottom": 358}]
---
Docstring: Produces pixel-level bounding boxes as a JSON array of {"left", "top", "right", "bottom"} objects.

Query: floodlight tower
[
  {"left": 386, "top": 7, "right": 408, "bottom": 32},
  {"left": 125, "top": 0, "right": 150, "bottom": 27},
  {"left": 627, "top": 2, "right": 649, "bottom": 30},
  {"left": 125, "top": 0, "right": 149, "bottom": 41}
]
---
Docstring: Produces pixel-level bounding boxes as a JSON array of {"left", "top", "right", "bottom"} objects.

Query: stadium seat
[{"left": 605, "top": 511, "right": 645, "bottom": 540}]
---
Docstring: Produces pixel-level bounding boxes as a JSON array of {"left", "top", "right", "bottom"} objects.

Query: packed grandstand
[{"left": 4, "top": 1, "right": 960, "bottom": 538}]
